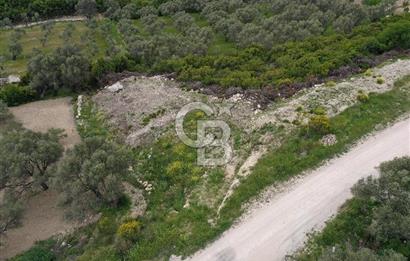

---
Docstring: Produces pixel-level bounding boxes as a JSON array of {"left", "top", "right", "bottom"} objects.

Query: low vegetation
[
  {"left": 13, "top": 75, "right": 410, "bottom": 260},
  {"left": 1, "top": 1, "right": 410, "bottom": 260},
  {"left": 219, "top": 76, "right": 410, "bottom": 233},
  {"left": 1, "top": 1, "right": 409, "bottom": 103}
]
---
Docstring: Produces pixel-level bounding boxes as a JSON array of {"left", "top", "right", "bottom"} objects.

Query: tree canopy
[{"left": 54, "top": 137, "right": 131, "bottom": 219}]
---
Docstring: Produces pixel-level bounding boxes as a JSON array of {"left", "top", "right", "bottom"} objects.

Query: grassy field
[
  {"left": 0, "top": 21, "right": 108, "bottom": 75},
  {"left": 0, "top": 14, "right": 238, "bottom": 76}
]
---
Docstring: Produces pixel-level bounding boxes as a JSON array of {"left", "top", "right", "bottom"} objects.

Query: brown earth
[
  {"left": 0, "top": 98, "right": 81, "bottom": 260},
  {"left": 10, "top": 97, "right": 81, "bottom": 149}
]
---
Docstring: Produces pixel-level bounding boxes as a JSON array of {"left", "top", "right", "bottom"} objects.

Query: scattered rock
[
  {"left": 0, "top": 75, "right": 21, "bottom": 86},
  {"left": 320, "top": 134, "right": 337, "bottom": 146},
  {"left": 106, "top": 82, "right": 124, "bottom": 93},
  {"left": 169, "top": 255, "right": 182, "bottom": 261},
  {"left": 76, "top": 95, "right": 83, "bottom": 119},
  {"left": 123, "top": 182, "right": 147, "bottom": 219}
]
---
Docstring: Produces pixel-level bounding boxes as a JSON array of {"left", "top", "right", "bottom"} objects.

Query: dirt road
[
  {"left": 189, "top": 118, "right": 410, "bottom": 261},
  {"left": 10, "top": 16, "right": 86, "bottom": 29}
]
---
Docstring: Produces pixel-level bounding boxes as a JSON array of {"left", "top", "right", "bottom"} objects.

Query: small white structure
[
  {"left": 7, "top": 75, "right": 21, "bottom": 84},
  {"left": 0, "top": 75, "right": 21, "bottom": 86}
]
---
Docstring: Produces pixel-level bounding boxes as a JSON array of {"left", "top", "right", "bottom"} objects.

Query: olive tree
[
  {"left": 159, "top": 0, "right": 183, "bottom": 16},
  {"left": 173, "top": 12, "right": 195, "bottom": 32},
  {"left": 40, "top": 22, "right": 55, "bottom": 47},
  {"left": 54, "top": 137, "right": 131, "bottom": 219},
  {"left": 137, "top": 6, "right": 158, "bottom": 18},
  {"left": 28, "top": 44, "right": 92, "bottom": 97},
  {"left": 8, "top": 30, "right": 24, "bottom": 60},
  {"left": 0, "top": 193, "right": 23, "bottom": 237},
  {"left": 141, "top": 15, "right": 165, "bottom": 34},
  {"left": 0, "top": 129, "right": 64, "bottom": 192},
  {"left": 0, "top": 100, "right": 11, "bottom": 122},
  {"left": 234, "top": 6, "right": 259, "bottom": 23},
  {"left": 120, "top": 3, "right": 139, "bottom": 19},
  {"left": 104, "top": 0, "right": 121, "bottom": 19},
  {"left": 0, "top": 18, "right": 11, "bottom": 28},
  {"left": 61, "top": 23, "right": 76, "bottom": 41}
]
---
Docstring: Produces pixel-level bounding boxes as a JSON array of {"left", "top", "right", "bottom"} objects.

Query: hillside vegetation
[
  {"left": 1, "top": 0, "right": 409, "bottom": 102},
  {"left": 1, "top": 1, "right": 410, "bottom": 260},
  {"left": 296, "top": 156, "right": 410, "bottom": 260}
]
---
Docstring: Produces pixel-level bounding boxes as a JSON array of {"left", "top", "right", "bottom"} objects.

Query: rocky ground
[
  {"left": 253, "top": 58, "right": 410, "bottom": 130},
  {"left": 92, "top": 57, "right": 410, "bottom": 217},
  {"left": 93, "top": 75, "right": 255, "bottom": 147}
]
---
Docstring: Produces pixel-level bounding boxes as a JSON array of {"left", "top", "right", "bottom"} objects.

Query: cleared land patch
[{"left": 10, "top": 98, "right": 81, "bottom": 149}]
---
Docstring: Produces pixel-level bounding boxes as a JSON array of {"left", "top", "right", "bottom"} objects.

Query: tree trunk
[{"left": 40, "top": 182, "right": 49, "bottom": 191}]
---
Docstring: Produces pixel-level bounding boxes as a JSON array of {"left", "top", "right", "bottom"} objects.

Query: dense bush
[
  {"left": 92, "top": 54, "right": 136, "bottom": 80},
  {"left": 13, "top": 245, "right": 55, "bottom": 261},
  {"left": 0, "top": 84, "right": 36, "bottom": 106},
  {"left": 156, "top": 15, "right": 410, "bottom": 90},
  {"left": 0, "top": 0, "right": 78, "bottom": 23},
  {"left": 357, "top": 90, "right": 370, "bottom": 102}
]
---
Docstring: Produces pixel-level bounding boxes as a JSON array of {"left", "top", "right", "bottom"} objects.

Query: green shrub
[
  {"left": 311, "top": 106, "right": 327, "bottom": 115},
  {"left": 96, "top": 216, "right": 117, "bottom": 236},
  {"left": 308, "top": 115, "right": 331, "bottom": 135},
  {"left": 357, "top": 90, "right": 369, "bottom": 102},
  {"left": 376, "top": 77, "right": 385, "bottom": 84},
  {"left": 295, "top": 106, "right": 304, "bottom": 112},
  {"left": 0, "top": 85, "right": 36, "bottom": 106},
  {"left": 117, "top": 220, "right": 141, "bottom": 241},
  {"left": 364, "top": 69, "right": 373, "bottom": 77},
  {"left": 325, "top": 81, "right": 336, "bottom": 87},
  {"left": 13, "top": 245, "right": 54, "bottom": 261},
  {"left": 78, "top": 246, "right": 118, "bottom": 261}
]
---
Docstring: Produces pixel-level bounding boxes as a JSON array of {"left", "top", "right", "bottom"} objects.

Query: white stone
[
  {"left": 106, "top": 82, "right": 124, "bottom": 92},
  {"left": 320, "top": 134, "right": 338, "bottom": 146}
]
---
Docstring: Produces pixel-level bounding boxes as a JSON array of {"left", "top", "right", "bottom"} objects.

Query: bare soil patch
[
  {"left": 10, "top": 98, "right": 81, "bottom": 149},
  {"left": 0, "top": 191, "right": 75, "bottom": 260}
]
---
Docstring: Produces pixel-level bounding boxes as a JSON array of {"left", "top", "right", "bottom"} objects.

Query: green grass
[
  {"left": 76, "top": 98, "right": 116, "bottom": 140},
  {"left": 295, "top": 198, "right": 376, "bottom": 260},
  {"left": 11, "top": 76, "right": 410, "bottom": 261},
  {"left": 219, "top": 76, "right": 410, "bottom": 225},
  {"left": 0, "top": 15, "right": 238, "bottom": 76},
  {"left": 295, "top": 155, "right": 410, "bottom": 260},
  {"left": 130, "top": 75, "right": 410, "bottom": 259},
  {"left": 0, "top": 21, "right": 109, "bottom": 75}
]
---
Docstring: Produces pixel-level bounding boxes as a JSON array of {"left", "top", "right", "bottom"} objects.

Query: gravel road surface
[{"left": 189, "top": 118, "right": 410, "bottom": 261}]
